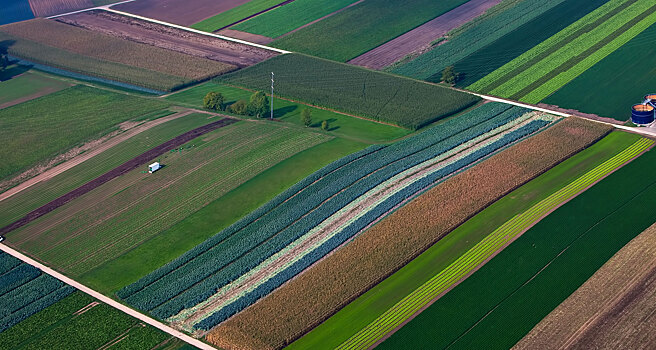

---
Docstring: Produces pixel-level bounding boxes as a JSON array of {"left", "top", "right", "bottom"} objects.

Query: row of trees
[
  {"left": 204, "top": 90, "right": 330, "bottom": 130},
  {"left": 204, "top": 91, "right": 269, "bottom": 118}
]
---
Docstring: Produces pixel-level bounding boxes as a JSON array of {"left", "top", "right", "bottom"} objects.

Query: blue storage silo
[
  {"left": 644, "top": 94, "right": 656, "bottom": 107},
  {"left": 631, "top": 104, "right": 655, "bottom": 125}
]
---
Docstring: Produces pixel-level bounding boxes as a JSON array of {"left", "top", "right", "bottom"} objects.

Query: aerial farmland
[{"left": 1, "top": 0, "right": 655, "bottom": 349}]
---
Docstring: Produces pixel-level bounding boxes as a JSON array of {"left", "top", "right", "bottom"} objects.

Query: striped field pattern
[{"left": 336, "top": 136, "right": 654, "bottom": 350}]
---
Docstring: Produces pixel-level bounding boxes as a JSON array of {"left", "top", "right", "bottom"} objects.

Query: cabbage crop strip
[
  {"left": 220, "top": 54, "right": 480, "bottom": 130},
  {"left": 118, "top": 103, "right": 553, "bottom": 330},
  {"left": 338, "top": 137, "right": 654, "bottom": 350},
  {"left": 0, "top": 252, "right": 74, "bottom": 333},
  {"left": 472, "top": 0, "right": 656, "bottom": 103}
]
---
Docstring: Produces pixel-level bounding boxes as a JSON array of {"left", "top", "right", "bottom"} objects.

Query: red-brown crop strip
[{"left": 0, "top": 117, "right": 237, "bottom": 236}]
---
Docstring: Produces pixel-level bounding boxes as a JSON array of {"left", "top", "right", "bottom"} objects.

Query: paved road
[{"left": 0, "top": 243, "right": 216, "bottom": 350}]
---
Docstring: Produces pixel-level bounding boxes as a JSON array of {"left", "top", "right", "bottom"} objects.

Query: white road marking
[{"left": 0, "top": 243, "right": 216, "bottom": 350}]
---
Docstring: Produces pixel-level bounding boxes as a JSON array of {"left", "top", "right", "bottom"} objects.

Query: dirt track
[
  {"left": 112, "top": 0, "right": 251, "bottom": 26},
  {"left": 0, "top": 110, "right": 193, "bottom": 203},
  {"left": 348, "top": 0, "right": 502, "bottom": 69},
  {"left": 0, "top": 117, "right": 237, "bottom": 235},
  {"left": 58, "top": 10, "right": 277, "bottom": 67}
]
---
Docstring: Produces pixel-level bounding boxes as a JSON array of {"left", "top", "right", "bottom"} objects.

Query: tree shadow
[
  {"left": 0, "top": 40, "right": 30, "bottom": 82},
  {"left": 275, "top": 105, "right": 297, "bottom": 118}
]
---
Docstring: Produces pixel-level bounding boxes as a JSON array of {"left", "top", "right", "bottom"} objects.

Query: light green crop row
[
  {"left": 521, "top": 11, "right": 656, "bottom": 103},
  {"left": 468, "top": 0, "right": 631, "bottom": 92},
  {"left": 489, "top": 0, "right": 653, "bottom": 98},
  {"left": 337, "top": 137, "right": 654, "bottom": 350}
]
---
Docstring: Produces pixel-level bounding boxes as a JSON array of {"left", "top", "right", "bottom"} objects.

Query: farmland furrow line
[{"left": 338, "top": 138, "right": 652, "bottom": 350}]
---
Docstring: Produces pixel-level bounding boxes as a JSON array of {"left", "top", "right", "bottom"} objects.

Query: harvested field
[
  {"left": 0, "top": 117, "right": 237, "bottom": 235},
  {"left": 28, "top": 0, "right": 92, "bottom": 17},
  {"left": 7, "top": 122, "right": 330, "bottom": 276},
  {"left": 207, "top": 117, "right": 612, "bottom": 350},
  {"left": 0, "top": 18, "right": 236, "bottom": 91},
  {"left": 349, "top": 0, "right": 502, "bottom": 70},
  {"left": 515, "top": 222, "right": 656, "bottom": 350},
  {"left": 113, "top": 0, "right": 252, "bottom": 26},
  {"left": 58, "top": 10, "right": 277, "bottom": 67}
]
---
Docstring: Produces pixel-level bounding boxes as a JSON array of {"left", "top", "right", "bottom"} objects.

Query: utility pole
[{"left": 270, "top": 72, "right": 274, "bottom": 120}]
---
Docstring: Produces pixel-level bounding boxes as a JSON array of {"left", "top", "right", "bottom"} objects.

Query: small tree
[
  {"left": 0, "top": 52, "right": 7, "bottom": 73},
  {"left": 230, "top": 99, "right": 248, "bottom": 115},
  {"left": 301, "top": 108, "right": 312, "bottom": 127},
  {"left": 203, "top": 91, "right": 224, "bottom": 111},
  {"left": 321, "top": 120, "right": 329, "bottom": 131},
  {"left": 442, "top": 66, "right": 458, "bottom": 85},
  {"left": 247, "top": 91, "right": 269, "bottom": 118}
]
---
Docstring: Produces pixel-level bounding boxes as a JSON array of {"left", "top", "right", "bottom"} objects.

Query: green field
[
  {"left": 474, "top": 0, "right": 656, "bottom": 103},
  {"left": 379, "top": 139, "right": 656, "bottom": 349},
  {"left": 289, "top": 131, "right": 641, "bottom": 350},
  {"left": 0, "top": 68, "right": 70, "bottom": 108},
  {"left": 191, "top": 0, "right": 283, "bottom": 32},
  {"left": 219, "top": 54, "right": 480, "bottom": 130},
  {"left": 0, "top": 85, "right": 169, "bottom": 182},
  {"left": 0, "top": 292, "right": 175, "bottom": 350},
  {"left": 543, "top": 21, "right": 656, "bottom": 121},
  {"left": 8, "top": 121, "right": 330, "bottom": 276},
  {"left": 167, "top": 82, "right": 412, "bottom": 142},
  {"left": 231, "top": 0, "right": 358, "bottom": 38},
  {"left": 0, "top": 112, "right": 218, "bottom": 229},
  {"left": 391, "top": 0, "right": 567, "bottom": 80},
  {"left": 271, "top": 0, "right": 470, "bottom": 61},
  {"left": 80, "top": 137, "right": 365, "bottom": 294},
  {"left": 445, "top": 0, "right": 608, "bottom": 87}
]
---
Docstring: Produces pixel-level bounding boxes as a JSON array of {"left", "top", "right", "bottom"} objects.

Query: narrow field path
[
  {"left": 0, "top": 243, "right": 216, "bottom": 350},
  {"left": 337, "top": 137, "right": 654, "bottom": 350},
  {"left": 0, "top": 110, "right": 193, "bottom": 203},
  {"left": 0, "top": 117, "right": 237, "bottom": 235}
]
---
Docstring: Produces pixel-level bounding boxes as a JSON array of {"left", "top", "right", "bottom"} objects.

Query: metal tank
[
  {"left": 644, "top": 94, "right": 656, "bottom": 107},
  {"left": 631, "top": 104, "right": 655, "bottom": 125}
]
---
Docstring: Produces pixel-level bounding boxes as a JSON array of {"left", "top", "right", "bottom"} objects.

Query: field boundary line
[{"left": 0, "top": 243, "right": 216, "bottom": 350}]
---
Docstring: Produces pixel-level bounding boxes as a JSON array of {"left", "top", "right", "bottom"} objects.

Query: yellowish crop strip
[{"left": 336, "top": 137, "right": 653, "bottom": 350}]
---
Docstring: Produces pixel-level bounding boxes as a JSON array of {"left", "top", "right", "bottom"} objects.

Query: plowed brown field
[
  {"left": 112, "top": 0, "right": 252, "bottom": 26},
  {"left": 29, "top": 0, "right": 92, "bottom": 17}
]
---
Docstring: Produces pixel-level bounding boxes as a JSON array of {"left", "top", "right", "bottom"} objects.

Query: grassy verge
[
  {"left": 166, "top": 82, "right": 412, "bottom": 143},
  {"left": 80, "top": 138, "right": 366, "bottom": 294}
]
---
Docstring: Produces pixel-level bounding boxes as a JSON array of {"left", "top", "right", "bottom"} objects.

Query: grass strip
[{"left": 338, "top": 137, "right": 653, "bottom": 349}]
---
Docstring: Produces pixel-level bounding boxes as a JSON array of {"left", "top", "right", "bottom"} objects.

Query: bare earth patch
[
  {"left": 348, "top": 0, "right": 502, "bottom": 70},
  {"left": 112, "top": 0, "right": 252, "bottom": 26},
  {"left": 58, "top": 10, "right": 277, "bottom": 67}
]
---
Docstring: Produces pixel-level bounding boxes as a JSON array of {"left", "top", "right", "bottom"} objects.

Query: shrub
[{"left": 229, "top": 100, "right": 248, "bottom": 115}]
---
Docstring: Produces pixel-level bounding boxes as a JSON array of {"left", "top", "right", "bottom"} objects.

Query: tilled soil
[
  {"left": 0, "top": 117, "right": 237, "bottom": 235},
  {"left": 348, "top": 0, "right": 502, "bottom": 70},
  {"left": 58, "top": 10, "right": 277, "bottom": 67},
  {"left": 28, "top": 0, "right": 92, "bottom": 17},
  {"left": 112, "top": 0, "right": 252, "bottom": 26}
]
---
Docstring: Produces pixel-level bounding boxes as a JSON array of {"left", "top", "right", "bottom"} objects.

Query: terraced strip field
[
  {"left": 231, "top": 0, "right": 358, "bottom": 38},
  {"left": 338, "top": 136, "right": 654, "bottom": 350},
  {"left": 481, "top": 0, "right": 656, "bottom": 103},
  {"left": 8, "top": 122, "right": 330, "bottom": 276},
  {"left": 270, "top": 0, "right": 471, "bottom": 62},
  {"left": 0, "top": 252, "right": 74, "bottom": 333},
  {"left": 174, "top": 113, "right": 555, "bottom": 332},
  {"left": 0, "top": 292, "right": 176, "bottom": 350},
  {"left": 391, "top": 0, "right": 567, "bottom": 80},
  {"left": 117, "top": 103, "right": 521, "bottom": 321},
  {"left": 209, "top": 118, "right": 612, "bottom": 350},
  {"left": 0, "top": 19, "right": 236, "bottom": 91},
  {"left": 220, "top": 54, "right": 480, "bottom": 130}
]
